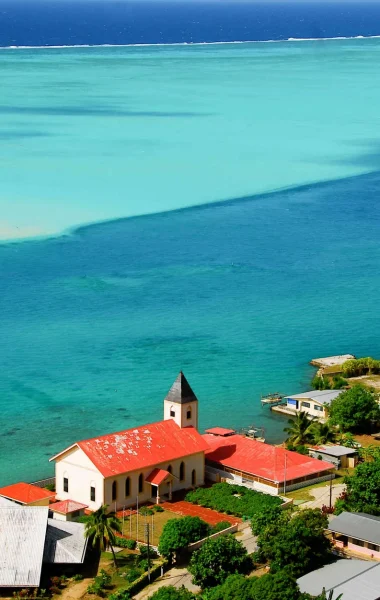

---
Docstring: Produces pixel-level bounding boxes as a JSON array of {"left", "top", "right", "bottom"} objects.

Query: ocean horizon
[{"left": 1, "top": 1, "right": 380, "bottom": 485}]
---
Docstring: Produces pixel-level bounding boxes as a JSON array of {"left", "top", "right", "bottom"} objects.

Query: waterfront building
[
  {"left": 284, "top": 389, "right": 343, "bottom": 420},
  {"left": 50, "top": 373, "right": 208, "bottom": 511},
  {"left": 0, "top": 482, "right": 55, "bottom": 507},
  {"left": 202, "top": 428, "right": 334, "bottom": 495},
  {"left": 328, "top": 512, "right": 380, "bottom": 560}
]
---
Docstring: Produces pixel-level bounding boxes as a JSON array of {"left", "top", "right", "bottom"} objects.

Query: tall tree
[
  {"left": 284, "top": 412, "right": 314, "bottom": 446},
  {"left": 84, "top": 504, "right": 121, "bottom": 568},
  {"left": 336, "top": 459, "right": 380, "bottom": 515},
  {"left": 189, "top": 534, "right": 251, "bottom": 589},
  {"left": 158, "top": 516, "right": 210, "bottom": 562},
  {"left": 328, "top": 384, "right": 380, "bottom": 432}
]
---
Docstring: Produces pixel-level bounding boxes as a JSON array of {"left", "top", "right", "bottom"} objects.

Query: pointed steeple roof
[{"left": 164, "top": 372, "right": 198, "bottom": 405}]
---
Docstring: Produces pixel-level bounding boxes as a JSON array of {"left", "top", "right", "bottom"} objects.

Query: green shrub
[
  {"left": 185, "top": 483, "right": 282, "bottom": 519},
  {"left": 95, "top": 570, "right": 111, "bottom": 588},
  {"left": 45, "top": 483, "right": 55, "bottom": 492},
  {"left": 87, "top": 582, "right": 104, "bottom": 596},
  {"left": 153, "top": 505, "right": 164, "bottom": 512},
  {"left": 138, "top": 544, "right": 158, "bottom": 559},
  {"left": 115, "top": 537, "right": 137, "bottom": 550},
  {"left": 138, "top": 559, "right": 149, "bottom": 571},
  {"left": 72, "top": 574, "right": 83, "bottom": 582},
  {"left": 109, "top": 592, "right": 130, "bottom": 600},
  {"left": 139, "top": 506, "right": 154, "bottom": 516},
  {"left": 210, "top": 521, "right": 232, "bottom": 534},
  {"left": 125, "top": 568, "right": 142, "bottom": 583}
]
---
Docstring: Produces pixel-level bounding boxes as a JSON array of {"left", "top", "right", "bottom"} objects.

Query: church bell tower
[{"left": 163, "top": 371, "right": 199, "bottom": 430}]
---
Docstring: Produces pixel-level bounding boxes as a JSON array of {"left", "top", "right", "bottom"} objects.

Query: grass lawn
[
  {"left": 285, "top": 475, "right": 345, "bottom": 503},
  {"left": 121, "top": 509, "right": 183, "bottom": 546}
]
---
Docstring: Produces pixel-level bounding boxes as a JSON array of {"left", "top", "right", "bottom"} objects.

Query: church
[{"left": 50, "top": 372, "right": 208, "bottom": 511}]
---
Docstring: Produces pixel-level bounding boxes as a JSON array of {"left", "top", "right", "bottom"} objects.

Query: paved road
[
  {"left": 302, "top": 483, "right": 346, "bottom": 510},
  {"left": 237, "top": 526, "right": 258, "bottom": 554}
]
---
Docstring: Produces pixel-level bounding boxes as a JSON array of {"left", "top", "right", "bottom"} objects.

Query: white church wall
[{"left": 55, "top": 446, "right": 104, "bottom": 510}]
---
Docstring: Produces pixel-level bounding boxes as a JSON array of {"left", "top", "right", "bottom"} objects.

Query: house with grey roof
[
  {"left": 285, "top": 389, "right": 343, "bottom": 420},
  {"left": 309, "top": 445, "right": 358, "bottom": 468},
  {"left": 0, "top": 505, "right": 88, "bottom": 590},
  {"left": 297, "top": 559, "right": 380, "bottom": 600},
  {"left": 329, "top": 512, "right": 380, "bottom": 560}
]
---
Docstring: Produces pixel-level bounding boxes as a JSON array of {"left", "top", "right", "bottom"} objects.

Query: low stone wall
[
  {"left": 187, "top": 524, "right": 238, "bottom": 552},
  {"left": 32, "top": 476, "right": 56, "bottom": 488}
]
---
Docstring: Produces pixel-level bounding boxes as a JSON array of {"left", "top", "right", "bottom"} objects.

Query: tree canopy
[
  {"left": 256, "top": 509, "right": 331, "bottom": 578},
  {"left": 328, "top": 384, "right": 380, "bottom": 432},
  {"left": 188, "top": 534, "right": 251, "bottom": 589},
  {"left": 149, "top": 586, "right": 196, "bottom": 600},
  {"left": 158, "top": 516, "right": 210, "bottom": 560},
  {"left": 201, "top": 572, "right": 313, "bottom": 600},
  {"left": 84, "top": 505, "right": 121, "bottom": 567},
  {"left": 335, "top": 459, "right": 380, "bottom": 515},
  {"left": 284, "top": 412, "right": 314, "bottom": 446}
]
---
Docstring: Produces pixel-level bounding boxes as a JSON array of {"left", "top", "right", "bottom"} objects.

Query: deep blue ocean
[
  {"left": 1, "top": 1, "right": 380, "bottom": 485},
  {"left": 1, "top": 1, "right": 380, "bottom": 47}
]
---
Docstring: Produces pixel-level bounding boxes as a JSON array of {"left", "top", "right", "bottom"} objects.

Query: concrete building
[
  {"left": 284, "top": 389, "right": 343, "bottom": 420},
  {"left": 329, "top": 512, "right": 380, "bottom": 560},
  {"left": 0, "top": 482, "right": 55, "bottom": 507},
  {"left": 309, "top": 445, "right": 358, "bottom": 468},
  {"left": 203, "top": 428, "right": 334, "bottom": 495},
  {"left": 297, "top": 559, "right": 380, "bottom": 600},
  {"left": 51, "top": 373, "right": 208, "bottom": 511},
  {"left": 50, "top": 500, "right": 88, "bottom": 521}
]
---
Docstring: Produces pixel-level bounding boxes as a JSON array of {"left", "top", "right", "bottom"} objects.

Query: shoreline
[{"left": 0, "top": 169, "right": 376, "bottom": 247}]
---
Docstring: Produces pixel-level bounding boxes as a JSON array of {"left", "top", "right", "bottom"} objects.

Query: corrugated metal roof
[
  {"left": 0, "top": 507, "right": 48, "bottom": 587},
  {"left": 164, "top": 371, "right": 198, "bottom": 405},
  {"left": 203, "top": 433, "right": 333, "bottom": 483},
  {"left": 52, "top": 419, "right": 209, "bottom": 478},
  {"left": 44, "top": 520, "right": 87, "bottom": 564},
  {"left": 311, "top": 445, "right": 357, "bottom": 457},
  {"left": 0, "top": 483, "right": 55, "bottom": 505},
  {"left": 286, "top": 389, "right": 343, "bottom": 405},
  {"left": 297, "top": 559, "right": 380, "bottom": 600},
  {"left": 0, "top": 496, "right": 19, "bottom": 508},
  {"left": 329, "top": 512, "right": 380, "bottom": 546}
]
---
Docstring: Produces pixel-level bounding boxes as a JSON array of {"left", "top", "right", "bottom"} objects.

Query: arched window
[
  {"left": 125, "top": 477, "right": 130, "bottom": 497},
  {"left": 186, "top": 406, "right": 192, "bottom": 420},
  {"left": 191, "top": 469, "right": 196, "bottom": 486},
  {"left": 167, "top": 465, "right": 172, "bottom": 475},
  {"left": 170, "top": 405, "right": 175, "bottom": 418},
  {"left": 138, "top": 473, "right": 144, "bottom": 494},
  {"left": 179, "top": 461, "right": 185, "bottom": 482},
  {"left": 112, "top": 480, "right": 117, "bottom": 502}
]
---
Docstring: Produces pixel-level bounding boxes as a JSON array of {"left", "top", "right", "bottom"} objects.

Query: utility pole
[
  {"left": 329, "top": 472, "right": 333, "bottom": 509},
  {"left": 283, "top": 453, "right": 287, "bottom": 496},
  {"left": 145, "top": 523, "right": 151, "bottom": 583},
  {"left": 136, "top": 496, "right": 139, "bottom": 541},
  {"left": 122, "top": 506, "right": 125, "bottom": 535}
]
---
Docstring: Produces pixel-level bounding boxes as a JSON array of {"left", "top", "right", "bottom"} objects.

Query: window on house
[
  {"left": 91, "top": 486, "right": 96, "bottom": 502},
  {"left": 167, "top": 465, "right": 172, "bottom": 474},
  {"left": 369, "top": 543, "right": 379, "bottom": 552},
  {"left": 187, "top": 407, "right": 192, "bottom": 419},
  {"left": 302, "top": 401, "right": 311, "bottom": 408},
  {"left": 63, "top": 477, "right": 69, "bottom": 493},
  {"left": 125, "top": 477, "right": 130, "bottom": 497},
  {"left": 314, "top": 405, "right": 323, "bottom": 412},
  {"left": 138, "top": 473, "right": 144, "bottom": 494},
  {"left": 191, "top": 469, "right": 196, "bottom": 486},
  {"left": 112, "top": 481, "right": 117, "bottom": 502},
  {"left": 170, "top": 408, "right": 175, "bottom": 417},
  {"left": 352, "top": 538, "right": 364, "bottom": 547},
  {"left": 179, "top": 462, "right": 185, "bottom": 482}
]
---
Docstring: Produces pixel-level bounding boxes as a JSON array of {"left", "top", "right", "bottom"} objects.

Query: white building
[
  {"left": 50, "top": 372, "right": 208, "bottom": 511},
  {"left": 285, "top": 389, "right": 343, "bottom": 420}
]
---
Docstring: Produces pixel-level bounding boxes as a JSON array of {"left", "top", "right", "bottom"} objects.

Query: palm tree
[
  {"left": 284, "top": 411, "right": 314, "bottom": 446},
  {"left": 309, "top": 422, "right": 336, "bottom": 445},
  {"left": 84, "top": 505, "right": 122, "bottom": 568}
]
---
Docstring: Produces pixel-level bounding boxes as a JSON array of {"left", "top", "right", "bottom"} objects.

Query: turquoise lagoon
[{"left": 1, "top": 39, "right": 380, "bottom": 483}]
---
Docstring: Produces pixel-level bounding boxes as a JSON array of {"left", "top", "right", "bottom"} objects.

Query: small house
[
  {"left": 50, "top": 499, "right": 88, "bottom": 521},
  {"left": 329, "top": 512, "right": 380, "bottom": 560},
  {"left": 0, "top": 482, "right": 55, "bottom": 507},
  {"left": 309, "top": 445, "right": 358, "bottom": 468},
  {"left": 285, "top": 389, "right": 343, "bottom": 420}
]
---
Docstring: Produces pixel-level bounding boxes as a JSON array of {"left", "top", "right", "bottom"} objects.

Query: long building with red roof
[
  {"left": 203, "top": 430, "right": 334, "bottom": 495},
  {"left": 50, "top": 373, "right": 208, "bottom": 511}
]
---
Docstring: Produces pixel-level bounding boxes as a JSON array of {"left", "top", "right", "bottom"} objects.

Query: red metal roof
[
  {"left": 203, "top": 434, "right": 333, "bottom": 484},
  {"left": 0, "top": 482, "right": 55, "bottom": 504},
  {"left": 205, "top": 427, "right": 236, "bottom": 437},
  {"left": 145, "top": 468, "right": 172, "bottom": 486},
  {"left": 50, "top": 500, "right": 88, "bottom": 514},
  {"left": 52, "top": 420, "right": 209, "bottom": 478}
]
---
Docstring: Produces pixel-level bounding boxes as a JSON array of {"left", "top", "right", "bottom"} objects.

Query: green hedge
[
  {"left": 185, "top": 483, "right": 282, "bottom": 519},
  {"left": 114, "top": 537, "right": 137, "bottom": 550},
  {"left": 108, "top": 561, "right": 168, "bottom": 599}
]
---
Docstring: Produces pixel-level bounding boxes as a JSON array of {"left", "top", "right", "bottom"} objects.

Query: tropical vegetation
[
  {"left": 335, "top": 458, "right": 380, "bottom": 515},
  {"left": 149, "top": 586, "right": 196, "bottom": 600},
  {"left": 328, "top": 384, "right": 380, "bottom": 432},
  {"left": 158, "top": 516, "right": 210, "bottom": 561},
  {"left": 84, "top": 504, "right": 122, "bottom": 567},
  {"left": 341, "top": 356, "right": 380, "bottom": 377},
  {"left": 188, "top": 534, "right": 252, "bottom": 588},
  {"left": 185, "top": 482, "right": 282, "bottom": 519}
]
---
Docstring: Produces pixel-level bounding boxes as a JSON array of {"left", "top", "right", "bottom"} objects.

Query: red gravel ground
[{"left": 160, "top": 499, "right": 241, "bottom": 526}]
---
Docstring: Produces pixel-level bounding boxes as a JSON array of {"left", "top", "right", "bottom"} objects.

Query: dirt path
[{"left": 59, "top": 579, "right": 91, "bottom": 600}]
